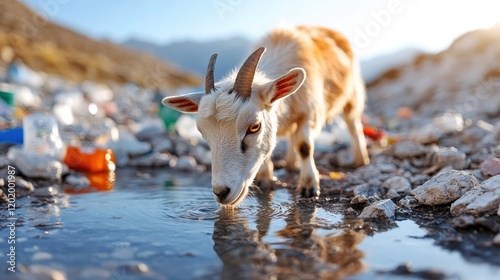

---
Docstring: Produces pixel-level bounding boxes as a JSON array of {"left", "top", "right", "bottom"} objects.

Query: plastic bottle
[{"left": 23, "top": 112, "right": 116, "bottom": 173}]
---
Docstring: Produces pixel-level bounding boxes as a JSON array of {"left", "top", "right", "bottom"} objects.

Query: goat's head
[{"left": 162, "top": 47, "right": 306, "bottom": 207}]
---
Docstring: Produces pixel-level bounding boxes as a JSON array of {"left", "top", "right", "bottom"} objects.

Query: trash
[
  {"left": 0, "top": 127, "right": 23, "bottom": 144},
  {"left": 363, "top": 125, "right": 386, "bottom": 141},
  {"left": 158, "top": 105, "right": 182, "bottom": 131},
  {"left": 23, "top": 112, "right": 65, "bottom": 158},
  {"left": 63, "top": 146, "right": 116, "bottom": 173}
]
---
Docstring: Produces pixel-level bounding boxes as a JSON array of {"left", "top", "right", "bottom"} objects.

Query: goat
[{"left": 163, "top": 25, "right": 370, "bottom": 207}]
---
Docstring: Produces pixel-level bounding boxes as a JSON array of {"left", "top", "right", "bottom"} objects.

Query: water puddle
[{"left": 1, "top": 169, "right": 499, "bottom": 279}]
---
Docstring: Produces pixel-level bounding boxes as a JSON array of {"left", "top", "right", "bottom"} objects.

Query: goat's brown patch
[{"left": 299, "top": 142, "right": 310, "bottom": 159}]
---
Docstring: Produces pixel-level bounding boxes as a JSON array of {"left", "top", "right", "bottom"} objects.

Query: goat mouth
[{"left": 220, "top": 185, "right": 248, "bottom": 208}]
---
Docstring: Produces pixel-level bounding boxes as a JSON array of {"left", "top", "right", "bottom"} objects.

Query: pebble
[
  {"left": 16, "top": 178, "right": 35, "bottom": 192},
  {"left": 412, "top": 170, "right": 479, "bottom": 205},
  {"left": 64, "top": 174, "right": 90, "bottom": 188},
  {"left": 383, "top": 176, "right": 412, "bottom": 194},
  {"left": 20, "top": 265, "right": 66, "bottom": 280},
  {"left": 33, "top": 186, "right": 59, "bottom": 198},
  {"left": 0, "top": 156, "right": 9, "bottom": 169},
  {"left": 479, "top": 157, "right": 500, "bottom": 177},
  {"left": 450, "top": 175, "right": 500, "bottom": 216},
  {"left": 434, "top": 147, "right": 467, "bottom": 170},
  {"left": 399, "top": 196, "right": 419, "bottom": 208},
  {"left": 174, "top": 155, "right": 198, "bottom": 172},
  {"left": 32, "top": 251, "right": 53, "bottom": 261},
  {"left": 494, "top": 233, "right": 500, "bottom": 246},
  {"left": 127, "top": 152, "right": 174, "bottom": 167},
  {"left": 350, "top": 194, "right": 368, "bottom": 205},
  {"left": 411, "top": 124, "right": 443, "bottom": 144},
  {"left": 392, "top": 140, "right": 429, "bottom": 159},
  {"left": 386, "top": 189, "right": 400, "bottom": 199},
  {"left": 359, "top": 199, "right": 397, "bottom": 219},
  {"left": 0, "top": 189, "right": 8, "bottom": 203}
]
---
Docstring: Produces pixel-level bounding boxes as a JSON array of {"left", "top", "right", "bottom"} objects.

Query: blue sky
[{"left": 20, "top": 0, "right": 500, "bottom": 60}]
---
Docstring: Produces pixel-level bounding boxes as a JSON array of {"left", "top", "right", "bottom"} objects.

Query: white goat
[{"left": 163, "top": 25, "right": 369, "bottom": 207}]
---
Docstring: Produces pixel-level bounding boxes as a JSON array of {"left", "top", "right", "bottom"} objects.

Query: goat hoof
[{"left": 300, "top": 186, "right": 320, "bottom": 198}]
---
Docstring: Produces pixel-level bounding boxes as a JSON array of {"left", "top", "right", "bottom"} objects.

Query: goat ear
[
  {"left": 162, "top": 92, "right": 205, "bottom": 114},
  {"left": 261, "top": 68, "right": 306, "bottom": 105}
]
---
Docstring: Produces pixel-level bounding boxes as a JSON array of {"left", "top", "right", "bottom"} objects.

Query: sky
[{"left": 20, "top": 0, "right": 500, "bottom": 60}]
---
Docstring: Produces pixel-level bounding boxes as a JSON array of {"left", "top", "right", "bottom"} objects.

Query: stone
[
  {"left": 65, "top": 174, "right": 90, "bottom": 188},
  {"left": 480, "top": 157, "right": 500, "bottom": 177},
  {"left": 494, "top": 233, "right": 500, "bottom": 246},
  {"left": 433, "top": 112, "right": 464, "bottom": 134},
  {"left": 450, "top": 175, "right": 500, "bottom": 216},
  {"left": 434, "top": 147, "right": 467, "bottom": 170},
  {"left": 151, "top": 137, "right": 174, "bottom": 153},
  {"left": 399, "top": 196, "right": 419, "bottom": 208},
  {"left": 33, "top": 186, "right": 59, "bottom": 198},
  {"left": 127, "top": 152, "right": 174, "bottom": 167},
  {"left": 383, "top": 176, "right": 412, "bottom": 194},
  {"left": 21, "top": 265, "right": 66, "bottom": 280},
  {"left": 386, "top": 189, "right": 400, "bottom": 199},
  {"left": 174, "top": 156, "right": 198, "bottom": 172},
  {"left": 411, "top": 124, "right": 443, "bottom": 144},
  {"left": 392, "top": 141, "right": 429, "bottom": 159},
  {"left": 192, "top": 146, "right": 211, "bottom": 166},
  {"left": 0, "top": 156, "right": 9, "bottom": 169},
  {"left": 412, "top": 170, "right": 479, "bottom": 206},
  {"left": 350, "top": 194, "right": 368, "bottom": 205},
  {"left": 359, "top": 199, "right": 397, "bottom": 219}
]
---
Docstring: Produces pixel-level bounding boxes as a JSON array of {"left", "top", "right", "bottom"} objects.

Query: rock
[
  {"left": 350, "top": 194, "right": 368, "bottom": 205},
  {"left": 8, "top": 147, "right": 64, "bottom": 180},
  {"left": 0, "top": 188, "right": 8, "bottom": 203},
  {"left": 0, "top": 156, "right": 9, "bottom": 169},
  {"left": 330, "top": 149, "right": 354, "bottom": 167},
  {"left": 493, "top": 146, "right": 500, "bottom": 158},
  {"left": 33, "top": 186, "right": 59, "bottom": 198},
  {"left": 494, "top": 233, "right": 500, "bottom": 246},
  {"left": 345, "top": 207, "right": 358, "bottom": 216},
  {"left": 412, "top": 170, "right": 479, "bottom": 206},
  {"left": 383, "top": 176, "right": 412, "bottom": 194},
  {"left": 411, "top": 124, "right": 444, "bottom": 144},
  {"left": 65, "top": 174, "right": 90, "bottom": 188},
  {"left": 151, "top": 137, "right": 174, "bottom": 153},
  {"left": 433, "top": 112, "right": 464, "bottom": 134},
  {"left": 353, "top": 183, "right": 380, "bottom": 198},
  {"left": 19, "top": 264, "right": 66, "bottom": 280},
  {"left": 434, "top": 147, "right": 467, "bottom": 170},
  {"left": 16, "top": 178, "right": 35, "bottom": 192},
  {"left": 173, "top": 156, "right": 198, "bottom": 172},
  {"left": 409, "top": 174, "right": 430, "bottom": 186},
  {"left": 127, "top": 152, "right": 174, "bottom": 167},
  {"left": 480, "top": 157, "right": 500, "bottom": 177},
  {"left": 451, "top": 215, "right": 475, "bottom": 228},
  {"left": 392, "top": 141, "right": 429, "bottom": 159},
  {"left": 386, "top": 189, "right": 400, "bottom": 199},
  {"left": 450, "top": 175, "right": 500, "bottom": 216},
  {"left": 359, "top": 199, "right": 397, "bottom": 219},
  {"left": 399, "top": 196, "right": 419, "bottom": 208}
]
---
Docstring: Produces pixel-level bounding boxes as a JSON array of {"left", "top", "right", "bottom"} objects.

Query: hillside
[
  {"left": 0, "top": 0, "right": 201, "bottom": 89},
  {"left": 367, "top": 23, "right": 500, "bottom": 120}
]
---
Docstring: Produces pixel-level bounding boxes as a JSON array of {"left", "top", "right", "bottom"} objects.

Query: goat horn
[
  {"left": 233, "top": 47, "right": 266, "bottom": 99},
  {"left": 205, "top": 53, "right": 218, "bottom": 94}
]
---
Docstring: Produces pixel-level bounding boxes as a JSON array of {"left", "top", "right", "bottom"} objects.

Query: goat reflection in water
[{"left": 212, "top": 192, "right": 366, "bottom": 279}]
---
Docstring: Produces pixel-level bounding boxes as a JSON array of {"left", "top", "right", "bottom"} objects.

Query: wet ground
[{"left": 1, "top": 168, "right": 499, "bottom": 280}]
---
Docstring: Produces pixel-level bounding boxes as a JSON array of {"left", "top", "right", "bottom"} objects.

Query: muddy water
[{"left": 1, "top": 169, "right": 499, "bottom": 279}]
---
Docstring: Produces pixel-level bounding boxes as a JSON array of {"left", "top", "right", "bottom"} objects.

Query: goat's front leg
[
  {"left": 255, "top": 155, "right": 274, "bottom": 190},
  {"left": 296, "top": 124, "right": 320, "bottom": 198}
]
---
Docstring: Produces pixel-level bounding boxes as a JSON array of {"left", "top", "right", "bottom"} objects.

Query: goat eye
[{"left": 247, "top": 122, "right": 261, "bottom": 134}]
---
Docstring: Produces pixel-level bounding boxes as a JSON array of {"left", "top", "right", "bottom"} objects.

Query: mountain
[
  {"left": 122, "top": 37, "right": 253, "bottom": 81},
  {"left": 367, "top": 23, "right": 500, "bottom": 119},
  {"left": 360, "top": 48, "right": 422, "bottom": 84},
  {"left": 0, "top": 0, "right": 201, "bottom": 89}
]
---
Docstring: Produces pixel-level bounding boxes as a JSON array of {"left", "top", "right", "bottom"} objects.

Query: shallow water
[{"left": 1, "top": 169, "right": 499, "bottom": 279}]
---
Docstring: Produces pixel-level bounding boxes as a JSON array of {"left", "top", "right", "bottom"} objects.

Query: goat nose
[{"left": 213, "top": 186, "right": 231, "bottom": 202}]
